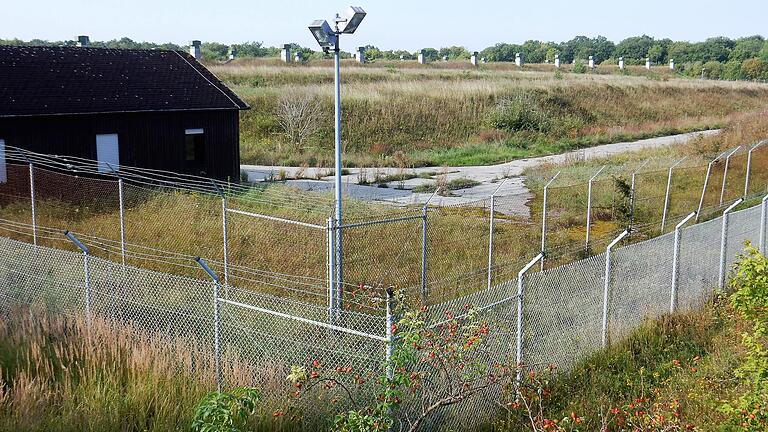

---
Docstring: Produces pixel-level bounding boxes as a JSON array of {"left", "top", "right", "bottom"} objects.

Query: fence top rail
[{"left": 217, "top": 298, "right": 388, "bottom": 342}]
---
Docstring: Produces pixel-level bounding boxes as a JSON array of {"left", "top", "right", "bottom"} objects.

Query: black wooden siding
[{"left": 0, "top": 110, "right": 240, "bottom": 181}]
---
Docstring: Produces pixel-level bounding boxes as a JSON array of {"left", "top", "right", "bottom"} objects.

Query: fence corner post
[{"left": 515, "top": 252, "right": 544, "bottom": 389}]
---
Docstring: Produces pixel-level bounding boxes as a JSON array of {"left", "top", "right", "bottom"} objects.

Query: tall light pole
[{"left": 309, "top": 6, "right": 366, "bottom": 313}]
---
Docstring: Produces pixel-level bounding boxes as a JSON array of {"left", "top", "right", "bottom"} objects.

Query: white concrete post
[
  {"left": 618, "top": 57, "right": 624, "bottom": 70},
  {"left": 588, "top": 55, "right": 595, "bottom": 69},
  {"left": 515, "top": 52, "right": 523, "bottom": 67},
  {"left": 280, "top": 44, "right": 291, "bottom": 63},
  {"left": 294, "top": 52, "right": 303, "bottom": 62},
  {"left": 719, "top": 199, "right": 743, "bottom": 291},
  {"left": 603, "top": 230, "right": 629, "bottom": 348},
  {"left": 645, "top": 57, "right": 651, "bottom": 69},
  {"left": 554, "top": 54, "right": 560, "bottom": 68},
  {"left": 357, "top": 47, "right": 366, "bottom": 64},
  {"left": 189, "top": 40, "right": 201, "bottom": 60},
  {"left": 669, "top": 58, "right": 675, "bottom": 70},
  {"left": 228, "top": 46, "right": 237, "bottom": 60},
  {"left": 417, "top": 49, "right": 426, "bottom": 64},
  {"left": 471, "top": 52, "right": 478, "bottom": 66},
  {"left": 670, "top": 212, "right": 697, "bottom": 313}
]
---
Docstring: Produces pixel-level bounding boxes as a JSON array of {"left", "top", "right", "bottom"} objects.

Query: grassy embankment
[{"left": 208, "top": 59, "right": 768, "bottom": 168}]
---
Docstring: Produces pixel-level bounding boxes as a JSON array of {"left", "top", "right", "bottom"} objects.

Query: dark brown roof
[{"left": 0, "top": 45, "right": 249, "bottom": 117}]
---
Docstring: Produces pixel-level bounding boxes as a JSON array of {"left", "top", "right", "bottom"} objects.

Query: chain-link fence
[{"left": 0, "top": 167, "right": 767, "bottom": 427}]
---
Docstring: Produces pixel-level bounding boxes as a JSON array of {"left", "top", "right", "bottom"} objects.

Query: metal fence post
[
  {"left": 760, "top": 195, "right": 768, "bottom": 255},
  {"left": 661, "top": 156, "right": 687, "bottom": 233},
  {"left": 719, "top": 199, "right": 743, "bottom": 291},
  {"left": 327, "top": 217, "right": 336, "bottom": 324},
  {"left": 29, "top": 163, "right": 37, "bottom": 246},
  {"left": 629, "top": 161, "right": 649, "bottom": 231},
  {"left": 515, "top": 253, "right": 544, "bottom": 387},
  {"left": 697, "top": 150, "right": 728, "bottom": 222},
  {"left": 540, "top": 172, "right": 560, "bottom": 271},
  {"left": 64, "top": 231, "right": 91, "bottom": 322},
  {"left": 106, "top": 163, "right": 126, "bottom": 265},
  {"left": 670, "top": 212, "right": 697, "bottom": 313},
  {"left": 210, "top": 181, "right": 229, "bottom": 289},
  {"left": 421, "top": 191, "right": 437, "bottom": 304},
  {"left": 719, "top": 147, "right": 741, "bottom": 206},
  {"left": 195, "top": 257, "right": 223, "bottom": 393},
  {"left": 745, "top": 141, "right": 766, "bottom": 197},
  {"left": 586, "top": 166, "right": 606, "bottom": 252},
  {"left": 602, "top": 230, "right": 629, "bottom": 348},
  {"left": 487, "top": 195, "right": 496, "bottom": 290},
  {"left": 385, "top": 287, "right": 395, "bottom": 381}
]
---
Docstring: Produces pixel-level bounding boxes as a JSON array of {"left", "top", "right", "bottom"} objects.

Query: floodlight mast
[{"left": 308, "top": 7, "right": 366, "bottom": 314}]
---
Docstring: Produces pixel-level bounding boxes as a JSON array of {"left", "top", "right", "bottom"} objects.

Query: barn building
[{"left": 0, "top": 44, "right": 249, "bottom": 181}]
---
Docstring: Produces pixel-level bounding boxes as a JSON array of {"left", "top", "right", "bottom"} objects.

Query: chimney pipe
[
  {"left": 77, "top": 35, "right": 90, "bottom": 47},
  {"left": 189, "top": 40, "right": 202, "bottom": 60}
]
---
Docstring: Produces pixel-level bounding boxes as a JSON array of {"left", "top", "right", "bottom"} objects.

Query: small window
[
  {"left": 96, "top": 134, "right": 120, "bottom": 173},
  {"left": 185, "top": 129, "right": 205, "bottom": 163},
  {"left": 0, "top": 139, "right": 6, "bottom": 183}
]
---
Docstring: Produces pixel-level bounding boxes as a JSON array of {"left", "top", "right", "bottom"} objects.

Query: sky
[{"left": 1, "top": 0, "right": 766, "bottom": 51}]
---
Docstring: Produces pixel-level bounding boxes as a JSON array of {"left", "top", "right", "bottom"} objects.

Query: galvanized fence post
[
  {"left": 487, "top": 195, "right": 496, "bottom": 290},
  {"left": 670, "top": 212, "right": 697, "bottom": 313},
  {"left": 745, "top": 141, "right": 766, "bottom": 197},
  {"left": 64, "top": 231, "right": 92, "bottom": 323},
  {"left": 719, "top": 199, "right": 743, "bottom": 291},
  {"left": 29, "top": 163, "right": 37, "bottom": 246},
  {"left": 420, "top": 191, "right": 437, "bottom": 304},
  {"left": 540, "top": 172, "right": 560, "bottom": 271},
  {"left": 515, "top": 253, "right": 543, "bottom": 387},
  {"left": 486, "top": 180, "right": 507, "bottom": 289},
  {"left": 210, "top": 181, "right": 229, "bottom": 289},
  {"left": 697, "top": 150, "right": 728, "bottom": 222},
  {"left": 106, "top": 163, "right": 126, "bottom": 265},
  {"left": 602, "top": 230, "right": 629, "bottom": 348},
  {"left": 195, "top": 257, "right": 223, "bottom": 393},
  {"left": 760, "top": 195, "right": 768, "bottom": 255},
  {"left": 661, "top": 156, "right": 687, "bottom": 233},
  {"left": 629, "top": 161, "right": 649, "bottom": 231},
  {"left": 385, "top": 287, "right": 395, "bottom": 381},
  {"left": 586, "top": 166, "right": 606, "bottom": 252},
  {"left": 719, "top": 147, "right": 741, "bottom": 206},
  {"left": 327, "top": 217, "right": 336, "bottom": 324}
]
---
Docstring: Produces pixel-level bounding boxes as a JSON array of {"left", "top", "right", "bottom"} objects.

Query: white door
[
  {"left": 96, "top": 134, "right": 120, "bottom": 173},
  {"left": 0, "top": 140, "right": 6, "bottom": 183}
]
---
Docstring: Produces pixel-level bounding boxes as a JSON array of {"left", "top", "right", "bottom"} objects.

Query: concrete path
[{"left": 241, "top": 129, "right": 719, "bottom": 217}]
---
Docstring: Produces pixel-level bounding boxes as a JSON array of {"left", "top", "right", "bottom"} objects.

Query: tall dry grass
[{"left": 0, "top": 308, "right": 299, "bottom": 432}]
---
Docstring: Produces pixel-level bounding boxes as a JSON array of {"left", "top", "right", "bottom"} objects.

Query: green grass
[{"left": 217, "top": 60, "right": 768, "bottom": 168}]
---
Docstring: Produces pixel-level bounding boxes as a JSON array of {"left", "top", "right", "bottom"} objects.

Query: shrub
[
  {"left": 572, "top": 60, "right": 588, "bottom": 74},
  {"left": 191, "top": 388, "right": 262, "bottom": 432},
  {"left": 722, "top": 245, "right": 768, "bottom": 430},
  {"left": 487, "top": 93, "right": 551, "bottom": 133}
]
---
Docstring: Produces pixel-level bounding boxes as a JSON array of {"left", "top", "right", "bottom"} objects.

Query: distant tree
[
  {"left": 614, "top": 35, "right": 655, "bottom": 62},
  {"left": 419, "top": 47, "right": 440, "bottom": 61},
  {"left": 730, "top": 36, "right": 765, "bottom": 62},
  {"left": 438, "top": 46, "right": 470, "bottom": 60},
  {"left": 741, "top": 58, "right": 768, "bottom": 80},
  {"left": 202, "top": 42, "right": 229, "bottom": 60},
  {"left": 481, "top": 43, "right": 520, "bottom": 62},
  {"left": 647, "top": 43, "right": 667, "bottom": 64}
]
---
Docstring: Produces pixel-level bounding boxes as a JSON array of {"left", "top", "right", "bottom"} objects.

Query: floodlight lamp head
[
  {"left": 308, "top": 20, "right": 337, "bottom": 48},
  {"left": 339, "top": 6, "right": 366, "bottom": 34}
]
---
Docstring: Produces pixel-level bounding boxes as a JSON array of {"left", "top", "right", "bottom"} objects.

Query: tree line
[{"left": 3, "top": 34, "right": 768, "bottom": 80}]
